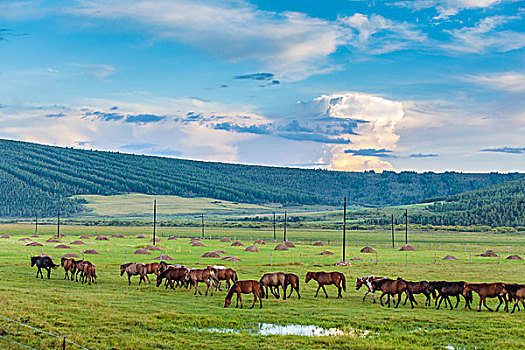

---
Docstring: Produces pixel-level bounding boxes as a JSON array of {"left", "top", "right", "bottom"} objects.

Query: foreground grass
[{"left": 0, "top": 225, "right": 524, "bottom": 349}]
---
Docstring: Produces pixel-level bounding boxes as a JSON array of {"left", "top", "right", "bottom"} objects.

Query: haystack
[
  {"left": 70, "top": 241, "right": 87, "bottom": 245},
  {"left": 244, "top": 245, "right": 259, "bottom": 252},
  {"left": 191, "top": 241, "right": 205, "bottom": 247},
  {"left": 152, "top": 254, "right": 175, "bottom": 261},
  {"left": 254, "top": 240, "right": 265, "bottom": 245},
  {"left": 55, "top": 245, "right": 71, "bottom": 249},
  {"left": 111, "top": 234, "right": 125, "bottom": 238},
  {"left": 79, "top": 235, "right": 90, "bottom": 239},
  {"left": 477, "top": 250, "right": 498, "bottom": 257},
  {"left": 313, "top": 241, "right": 324, "bottom": 246},
  {"left": 349, "top": 257, "right": 363, "bottom": 261},
  {"left": 318, "top": 251, "right": 334, "bottom": 255},
  {"left": 231, "top": 240, "right": 244, "bottom": 247},
  {"left": 134, "top": 248, "right": 151, "bottom": 254},
  {"left": 19, "top": 238, "right": 31, "bottom": 241},
  {"left": 220, "top": 237, "right": 231, "bottom": 243},
  {"left": 215, "top": 250, "right": 229, "bottom": 254},
  {"left": 150, "top": 238, "right": 162, "bottom": 242},
  {"left": 334, "top": 261, "right": 352, "bottom": 266},
  {"left": 146, "top": 245, "right": 161, "bottom": 251},
  {"left": 0, "top": 234, "right": 10, "bottom": 239},
  {"left": 137, "top": 235, "right": 146, "bottom": 239},
  {"left": 168, "top": 236, "right": 177, "bottom": 240},
  {"left": 84, "top": 249, "right": 99, "bottom": 254},
  {"left": 360, "top": 246, "right": 376, "bottom": 254},
  {"left": 285, "top": 241, "right": 295, "bottom": 248},
  {"left": 202, "top": 251, "right": 221, "bottom": 258},
  {"left": 221, "top": 256, "right": 242, "bottom": 262},
  {"left": 274, "top": 243, "right": 289, "bottom": 251},
  {"left": 399, "top": 244, "right": 416, "bottom": 251},
  {"left": 506, "top": 255, "right": 524, "bottom": 261},
  {"left": 31, "top": 234, "right": 40, "bottom": 238},
  {"left": 95, "top": 236, "right": 109, "bottom": 241},
  {"left": 442, "top": 255, "right": 460, "bottom": 261},
  {"left": 46, "top": 239, "right": 61, "bottom": 243},
  {"left": 60, "top": 253, "right": 79, "bottom": 258},
  {"left": 26, "top": 242, "right": 43, "bottom": 246}
]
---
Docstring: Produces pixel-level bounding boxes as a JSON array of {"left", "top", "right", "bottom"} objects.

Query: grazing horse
[
  {"left": 356, "top": 276, "right": 386, "bottom": 303},
  {"left": 430, "top": 281, "right": 472, "bottom": 310},
  {"left": 224, "top": 280, "right": 263, "bottom": 309},
  {"left": 78, "top": 261, "right": 97, "bottom": 285},
  {"left": 372, "top": 278, "right": 416, "bottom": 308},
  {"left": 120, "top": 263, "right": 148, "bottom": 285},
  {"left": 284, "top": 273, "right": 301, "bottom": 299},
  {"left": 61, "top": 257, "right": 77, "bottom": 281},
  {"left": 188, "top": 268, "right": 214, "bottom": 296},
  {"left": 208, "top": 266, "right": 238, "bottom": 291},
  {"left": 305, "top": 271, "right": 346, "bottom": 299},
  {"left": 398, "top": 279, "right": 434, "bottom": 306},
  {"left": 260, "top": 272, "right": 287, "bottom": 300},
  {"left": 505, "top": 284, "right": 525, "bottom": 313},
  {"left": 156, "top": 268, "right": 189, "bottom": 289},
  {"left": 463, "top": 283, "right": 507, "bottom": 312},
  {"left": 31, "top": 256, "right": 58, "bottom": 279}
]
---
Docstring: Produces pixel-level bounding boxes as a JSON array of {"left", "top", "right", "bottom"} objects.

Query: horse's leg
[
  {"left": 235, "top": 292, "right": 239, "bottom": 308},
  {"left": 403, "top": 293, "right": 408, "bottom": 306},
  {"left": 436, "top": 295, "right": 443, "bottom": 310},
  {"left": 146, "top": 274, "right": 151, "bottom": 284},
  {"left": 482, "top": 296, "right": 493, "bottom": 312},
  {"left": 371, "top": 291, "right": 376, "bottom": 303},
  {"left": 239, "top": 293, "right": 243, "bottom": 309},
  {"left": 322, "top": 285, "right": 328, "bottom": 298},
  {"left": 394, "top": 293, "right": 402, "bottom": 308},
  {"left": 128, "top": 273, "right": 132, "bottom": 286},
  {"left": 46, "top": 267, "right": 51, "bottom": 279},
  {"left": 259, "top": 292, "right": 263, "bottom": 309},
  {"left": 362, "top": 290, "right": 369, "bottom": 302},
  {"left": 337, "top": 284, "right": 342, "bottom": 299},
  {"left": 454, "top": 295, "right": 460, "bottom": 309},
  {"left": 250, "top": 292, "right": 256, "bottom": 309},
  {"left": 282, "top": 282, "right": 287, "bottom": 300},
  {"left": 496, "top": 295, "right": 504, "bottom": 312},
  {"left": 314, "top": 284, "right": 321, "bottom": 297},
  {"left": 36, "top": 268, "right": 40, "bottom": 279},
  {"left": 379, "top": 292, "right": 386, "bottom": 306},
  {"left": 477, "top": 296, "right": 483, "bottom": 312}
]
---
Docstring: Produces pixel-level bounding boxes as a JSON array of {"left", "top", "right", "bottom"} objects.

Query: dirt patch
[
  {"left": 70, "top": 241, "right": 87, "bottom": 245},
  {"left": 334, "top": 261, "right": 352, "bottom": 267},
  {"left": 60, "top": 253, "right": 79, "bottom": 258},
  {"left": 46, "top": 239, "right": 61, "bottom": 243},
  {"left": 231, "top": 240, "right": 244, "bottom": 247},
  {"left": 221, "top": 256, "right": 242, "bottom": 262},
  {"left": 254, "top": 240, "right": 266, "bottom": 245},
  {"left": 95, "top": 236, "right": 109, "bottom": 241},
  {"left": 274, "top": 244, "right": 289, "bottom": 251},
  {"left": 313, "top": 241, "right": 324, "bottom": 246},
  {"left": 442, "top": 255, "right": 460, "bottom": 261},
  {"left": 285, "top": 241, "right": 296, "bottom": 248},
  {"left": 191, "top": 241, "right": 206, "bottom": 247},
  {"left": 84, "top": 249, "right": 99, "bottom": 254},
  {"left": 318, "top": 251, "right": 334, "bottom": 255},
  {"left": 220, "top": 237, "right": 231, "bottom": 242},
  {"left": 0, "top": 234, "right": 10, "bottom": 239},
  {"left": 360, "top": 246, "right": 376, "bottom": 254},
  {"left": 244, "top": 245, "right": 259, "bottom": 252},
  {"left": 152, "top": 254, "right": 175, "bottom": 261},
  {"left": 111, "top": 234, "right": 125, "bottom": 238},
  {"left": 134, "top": 248, "right": 151, "bottom": 254},
  {"left": 399, "top": 244, "right": 416, "bottom": 251},
  {"left": 202, "top": 251, "right": 221, "bottom": 258},
  {"left": 477, "top": 250, "right": 498, "bottom": 257},
  {"left": 506, "top": 255, "right": 524, "bottom": 260},
  {"left": 215, "top": 250, "right": 229, "bottom": 254},
  {"left": 168, "top": 236, "right": 177, "bottom": 240},
  {"left": 55, "top": 245, "right": 71, "bottom": 249},
  {"left": 137, "top": 235, "right": 146, "bottom": 239},
  {"left": 26, "top": 242, "right": 43, "bottom": 246},
  {"left": 79, "top": 235, "right": 90, "bottom": 239}
]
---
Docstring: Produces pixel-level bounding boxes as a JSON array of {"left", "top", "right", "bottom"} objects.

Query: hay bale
[
  {"left": 231, "top": 240, "right": 244, "bottom": 247},
  {"left": 274, "top": 243, "right": 289, "bottom": 251},
  {"left": 313, "top": 241, "right": 324, "bottom": 246},
  {"left": 0, "top": 234, "right": 10, "bottom": 239},
  {"left": 31, "top": 234, "right": 39, "bottom": 238},
  {"left": 46, "top": 239, "right": 61, "bottom": 243},
  {"left": 96, "top": 236, "right": 109, "bottom": 241},
  {"left": 442, "top": 255, "right": 460, "bottom": 261},
  {"left": 152, "top": 254, "right": 175, "bottom": 261},
  {"left": 285, "top": 241, "right": 295, "bottom": 248},
  {"left": 399, "top": 244, "right": 416, "bottom": 251},
  {"left": 79, "top": 235, "right": 90, "bottom": 239},
  {"left": 137, "top": 235, "right": 146, "bottom": 239},
  {"left": 84, "top": 249, "right": 99, "bottom": 254},
  {"left": 220, "top": 256, "right": 242, "bottom": 262},
  {"left": 55, "top": 244, "right": 71, "bottom": 249},
  {"left": 334, "top": 261, "right": 352, "bottom": 266},
  {"left": 202, "top": 251, "right": 221, "bottom": 258},
  {"left": 146, "top": 245, "right": 161, "bottom": 251},
  {"left": 244, "top": 245, "right": 259, "bottom": 252},
  {"left": 318, "top": 251, "right": 334, "bottom": 255},
  {"left": 150, "top": 238, "right": 162, "bottom": 242},
  {"left": 70, "top": 240, "right": 87, "bottom": 245},
  {"left": 26, "top": 242, "right": 43, "bottom": 247},
  {"left": 215, "top": 250, "right": 229, "bottom": 254},
  {"left": 59, "top": 253, "right": 79, "bottom": 258},
  {"left": 220, "top": 237, "right": 231, "bottom": 242},
  {"left": 506, "top": 255, "right": 524, "bottom": 261},
  {"left": 477, "top": 250, "right": 498, "bottom": 257},
  {"left": 360, "top": 246, "right": 376, "bottom": 254},
  {"left": 254, "top": 240, "right": 266, "bottom": 245},
  {"left": 111, "top": 234, "right": 125, "bottom": 238},
  {"left": 134, "top": 248, "right": 151, "bottom": 255},
  {"left": 19, "top": 238, "right": 31, "bottom": 242},
  {"left": 191, "top": 241, "right": 205, "bottom": 247},
  {"left": 168, "top": 236, "right": 177, "bottom": 240}
]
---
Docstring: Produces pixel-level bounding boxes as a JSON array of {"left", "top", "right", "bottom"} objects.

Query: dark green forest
[{"left": 0, "top": 139, "right": 522, "bottom": 224}]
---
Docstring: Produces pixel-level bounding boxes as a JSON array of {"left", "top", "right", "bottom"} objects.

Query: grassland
[{"left": 1, "top": 225, "right": 524, "bottom": 349}]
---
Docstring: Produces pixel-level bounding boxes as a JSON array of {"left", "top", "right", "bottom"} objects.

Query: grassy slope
[{"left": 1, "top": 225, "right": 524, "bottom": 349}]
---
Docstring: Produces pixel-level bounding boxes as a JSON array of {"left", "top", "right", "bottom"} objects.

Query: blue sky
[{"left": 0, "top": 0, "right": 524, "bottom": 172}]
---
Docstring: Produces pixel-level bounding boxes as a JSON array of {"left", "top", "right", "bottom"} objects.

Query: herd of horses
[{"left": 30, "top": 256, "right": 525, "bottom": 313}]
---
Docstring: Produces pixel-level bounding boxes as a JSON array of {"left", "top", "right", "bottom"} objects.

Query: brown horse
[
  {"left": 188, "top": 268, "right": 214, "bottom": 296},
  {"left": 463, "top": 282, "right": 507, "bottom": 312},
  {"left": 120, "top": 263, "right": 148, "bottom": 285},
  {"left": 260, "top": 272, "right": 287, "bottom": 299},
  {"left": 398, "top": 279, "right": 434, "bottom": 306},
  {"left": 505, "top": 284, "right": 525, "bottom": 313},
  {"left": 144, "top": 263, "right": 159, "bottom": 282},
  {"left": 284, "top": 273, "right": 301, "bottom": 299},
  {"left": 372, "top": 278, "right": 416, "bottom": 308},
  {"left": 431, "top": 281, "right": 472, "bottom": 310},
  {"left": 208, "top": 266, "right": 238, "bottom": 291},
  {"left": 356, "top": 276, "right": 386, "bottom": 303},
  {"left": 78, "top": 261, "right": 97, "bottom": 285},
  {"left": 305, "top": 271, "right": 346, "bottom": 299},
  {"left": 156, "top": 268, "right": 189, "bottom": 289},
  {"left": 61, "top": 257, "right": 77, "bottom": 281},
  {"left": 224, "top": 280, "right": 263, "bottom": 309}
]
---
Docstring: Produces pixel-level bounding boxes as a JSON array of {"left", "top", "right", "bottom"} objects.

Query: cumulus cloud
[{"left": 464, "top": 71, "right": 525, "bottom": 92}]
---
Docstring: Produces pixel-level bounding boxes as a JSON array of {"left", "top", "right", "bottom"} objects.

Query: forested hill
[{"left": 0, "top": 138, "right": 522, "bottom": 218}]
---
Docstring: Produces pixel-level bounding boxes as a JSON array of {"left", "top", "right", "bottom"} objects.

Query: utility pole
[
  {"left": 201, "top": 213, "right": 205, "bottom": 239},
  {"left": 57, "top": 203, "right": 60, "bottom": 239},
  {"left": 284, "top": 211, "right": 287, "bottom": 242},
  {"left": 391, "top": 214, "right": 395, "bottom": 248},
  {"left": 153, "top": 200, "right": 157, "bottom": 245},
  {"left": 343, "top": 197, "right": 347, "bottom": 262},
  {"left": 405, "top": 209, "right": 408, "bottom": 245},
  {"left": 273, "top": 213, "right": 276, "bottom": 241}
]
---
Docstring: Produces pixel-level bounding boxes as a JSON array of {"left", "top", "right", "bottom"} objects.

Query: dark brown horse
[
  {"left": 224, "top": 280, "right": 263, "bottom": 309},
  {"left": 156, "top": 268, "right": 189, "bottom": 289},
  {"left": 31, "top": 256, "right": 58, "bottom": 279},
  {"left": 505, "top": 284, "right": 525, "bottom": 313},
  {"left": 120, "top": 263, "right": 148, "bottom": 285},
  {"left": 284, "top": 273, "right": 301, "bottom": 299},
  {"left": 78, "top": 261, "right": 97, "bottom": 285},
  {"left": 305, "top": 271, "right": 346, "bottom": 299},
  {"left": 208, "top": 266, "right": 238, "bottom": 291},
  {"left": 260, "top": 272, "right": 287, "bottom": 299},
  {"left": 188, "top": 268, "right": 214, "bottom": 296},
  {"left": 144, "top": 263, "right": 159, "bottom": 282},
  {"left": 372, "top": 278, "right": 416, "bottom": 308},
  {"left": 398, "top": 279, "right": 434, "bottom": 306},
  {"left": 431, "top": 281, "right": 472, "bottom": 310},
  {"left": 61, "top": 257, "right": 77, "bottom": 281},
  {"left": 463, "top": 282, "right": 507, "bottom": 312}
]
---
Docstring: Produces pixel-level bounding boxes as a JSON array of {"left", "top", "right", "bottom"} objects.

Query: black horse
[{"left": 31, "top": 256, "right": 58, "bottom": 279}]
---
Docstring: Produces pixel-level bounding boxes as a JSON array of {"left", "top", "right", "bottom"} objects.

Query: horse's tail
[
  {"left": 341, "top": 273, "right": 346, "bottom": 292},
  {"left": 295, "top": 275, "right": 300, "bottom": 290},
  {"left": 52, "top": 262, "right": 59, "bottom": 269},
  {"left": 406, "top": 284, "right": 417, "bottom": 303},
  {"left": 232, "top": 271, "right": 238, "bottom": 282},
  {"left": 259, "top": 281, "right": 265, "bottom": 298}
]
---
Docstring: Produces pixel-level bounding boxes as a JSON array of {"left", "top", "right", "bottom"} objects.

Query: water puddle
[{"left": 197, "top": 323, "right": 371, "bottom": 337}]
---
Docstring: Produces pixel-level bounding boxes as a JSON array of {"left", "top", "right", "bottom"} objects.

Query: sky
[{"left": 0, "top": 0, "right": 524, "bottom": 173}]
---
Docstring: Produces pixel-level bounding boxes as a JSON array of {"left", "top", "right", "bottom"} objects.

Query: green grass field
[{"left": 1, "top": 225, "right": 524, "bottom": 349}]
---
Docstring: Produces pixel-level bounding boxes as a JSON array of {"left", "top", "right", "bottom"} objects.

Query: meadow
[{"left": 0, "top": 224, "right": 524, "bottom": 349}]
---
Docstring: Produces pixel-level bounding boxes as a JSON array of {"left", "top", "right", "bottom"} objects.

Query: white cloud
[
  {"left": 464, "top": 72, "right": 525, "bottom": 92},
  {"left": 394, "top": 0, "right": 507, "bottom": 19},
  {"left": 71, "top": 63, "right": 116, "bottom": 78}
]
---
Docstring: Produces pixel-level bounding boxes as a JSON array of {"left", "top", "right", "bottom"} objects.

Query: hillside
[{"left": 0, "top": 139, "right": 522, "bottom": 218}]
